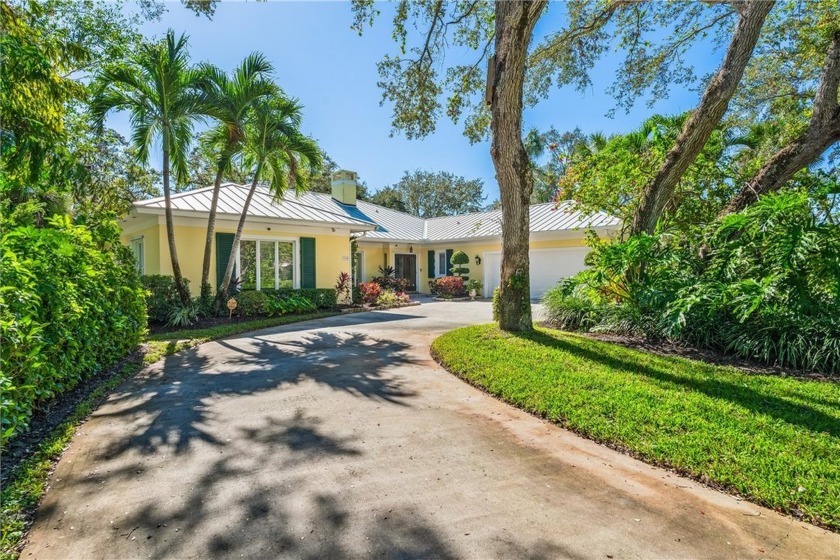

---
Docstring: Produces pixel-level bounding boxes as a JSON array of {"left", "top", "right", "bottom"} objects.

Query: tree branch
[{"left": 723, "top": 30, "right": 840, "bottom": 215}]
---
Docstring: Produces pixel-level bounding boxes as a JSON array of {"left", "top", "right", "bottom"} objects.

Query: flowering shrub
[
  {"left": 359, "top": 282, "right": 382, "bottom": 305},
  {"left": 429, "top": 276, "right": 467, "bottom": 298},
  {"left": 396, "top": 291, "right": 411, "bottom": 304}
]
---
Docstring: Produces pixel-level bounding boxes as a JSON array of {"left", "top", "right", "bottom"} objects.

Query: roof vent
[{"left": 331, "top": 169, "right": 357, "bottom": 206}]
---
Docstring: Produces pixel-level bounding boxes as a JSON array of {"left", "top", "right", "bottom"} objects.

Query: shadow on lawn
[{"left": 520, "top": 330, "right": 839, "bottom": 438}]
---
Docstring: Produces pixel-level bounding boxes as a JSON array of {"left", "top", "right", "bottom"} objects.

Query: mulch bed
[
  {"left": 571, "top": 330, "right": 834, "bottom": 381},
  {"left": 1, "top": 350, "right": 144, "bottom": 486},
  {"left": 149, "top": 315, "right": 262, "bottom": 335}
]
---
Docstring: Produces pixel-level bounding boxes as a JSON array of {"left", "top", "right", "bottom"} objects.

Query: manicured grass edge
[
  {"left": 0, "top": 311, "right": 337, "bottom": 560},
  {"left": 147, "top": 311, "right": 338, "bottom": 341},
  {"left": 429, "top": 326, "right": 838, "bottom": 533}
]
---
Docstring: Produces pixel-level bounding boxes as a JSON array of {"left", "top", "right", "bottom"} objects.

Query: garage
[{"left": 483, "top": 247, "right": 591, "bottom": 300}]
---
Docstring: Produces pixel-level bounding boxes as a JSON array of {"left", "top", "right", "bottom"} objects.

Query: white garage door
[{"left": 483, "top": 247, "right": 591, "bottom": 300}]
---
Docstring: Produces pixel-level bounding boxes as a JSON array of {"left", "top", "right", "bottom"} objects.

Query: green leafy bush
[
  {"left": 450, "top": 250, "right": 470, "bottom": 279},
  {"left": 269, "top": 288, "right": 337, "bottom": 309},
  {"left": 235, "top": 290, "right": 269, "bottom": 316},
  {"left": 542, "top": 191, "right": 840, "bottom": 374},
  {"left": 142, "top": 274, "right": 190, "bottom": 323},
  {"left": 265, "top": 294, "right": 317, "bottom": 316},
  {"left": 1, "top": 215, "right": 146, "bottom": 444},
  {"left": 665, "top": 190, "right": 840, "bottom": 373},
  {"left": 167, "top": 300, "right": 200, "bottom": 327}
]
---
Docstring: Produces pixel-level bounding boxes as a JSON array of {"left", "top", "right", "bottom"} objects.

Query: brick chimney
[{"left": 331, "top": 169, "right": 358, "bottom": 206}]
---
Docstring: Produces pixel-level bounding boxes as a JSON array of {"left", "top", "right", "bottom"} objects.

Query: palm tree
[
  {"left": 196, "top": 54, "right": 277, "bottom": 301},
  {"left": 218, "top": 96, "right": 322, "bottom": 297},
  {"left": 92, "top": 30, "right": 209, "bottom": 305}
]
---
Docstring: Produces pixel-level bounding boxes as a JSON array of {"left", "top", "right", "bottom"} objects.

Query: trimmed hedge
[{"left": 0, "top": 215, "right": 146, "bottom": 444}]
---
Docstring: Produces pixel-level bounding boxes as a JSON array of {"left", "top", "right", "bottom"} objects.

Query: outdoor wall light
[
  {"left": 475, "top": 255, "right": 481, "bottom": 265},
  {"left": 409, "top": 246, "right": 414, "bottom": 253}
]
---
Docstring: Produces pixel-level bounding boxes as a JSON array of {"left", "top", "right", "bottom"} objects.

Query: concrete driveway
[{"left": 22, "top": 302, "right": 838, "bottom": 559}]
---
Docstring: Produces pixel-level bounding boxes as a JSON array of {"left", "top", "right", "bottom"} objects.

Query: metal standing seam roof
[
  {"left": 133, "top": 184, "right": 619, "bottom": 240},
  {"left": 422, "top": 201, "right": 619, "bottom": 241},
  {"left": 133, "top": 184, "right": 378, "bottom": 229}
]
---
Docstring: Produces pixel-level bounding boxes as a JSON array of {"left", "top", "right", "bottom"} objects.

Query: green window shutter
[
  {"left": 216, "top": 233, "right": 235, "bottom": 290},
  {"left": 427, "top": 250, "right": 435, "bottom": 277},
  {"left": 300, "top": 237, "right": 316, "bottom": 288},
  {"left": 445, "top": 249, "right": 453, "bottom": 276}
]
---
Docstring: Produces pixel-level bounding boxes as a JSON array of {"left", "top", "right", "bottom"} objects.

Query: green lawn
[
  {"left": 1, "top": 311, "right": 338, "bottom": 560},
  {"left": 431, "top": 324, "right": 840, "bottom": 531}
]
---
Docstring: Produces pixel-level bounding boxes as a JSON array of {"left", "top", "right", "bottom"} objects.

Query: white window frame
[
  {"left": 354, "top": 251, "right": 366, "bottom": 285},
  {"left": 236, "top": 237, "right": 299, "bottom": 290},
  {"left": 130, "top": 236, "right": 144, "bottom": 275},
  {"left": 436, "top": 252, "right": 448, "bottom": 278}
]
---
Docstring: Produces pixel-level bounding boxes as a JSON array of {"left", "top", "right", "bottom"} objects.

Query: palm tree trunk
[
  {"left": 722, "top": 30, "right": 840, "bottom": 216},
  {"left": 630, "top": 0, "right": 774, "bottom": 235},
  {"left": 162, "top": 142, "right": 191, "bottom": 306},
  {"left": 219, "top": 164, "right": 262, "bottom": 298},
  {"left": 200, "top": 165, "right": 226, "bottom": 299},
  {"left": 491, "top": 0, "right": 546, "bottom": 332}
]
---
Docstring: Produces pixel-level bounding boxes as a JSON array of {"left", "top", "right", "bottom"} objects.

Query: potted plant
[{"left": 466, "top": 279, "right": 483, "bottom": 299}]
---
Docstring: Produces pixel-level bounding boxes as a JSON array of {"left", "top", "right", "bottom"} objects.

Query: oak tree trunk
[
  {"left": 723, "top": 30, "right": 840, "bottom": 215},
  {"left": 630, "top": 0, "right": 774, "bottom": 235},
  {"left": 162, "top": 141, "right": 191, "bottom": 306},
  {"left": 491, "top": 0, "right": 546, "bottom": 332},
  {"left": 199, "top": 165, "right": 226, "bottom": 299}
]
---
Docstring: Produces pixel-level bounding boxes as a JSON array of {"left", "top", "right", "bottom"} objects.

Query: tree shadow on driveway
[{"left": 93, "top": 329, "right": 418, "bottom": 461}]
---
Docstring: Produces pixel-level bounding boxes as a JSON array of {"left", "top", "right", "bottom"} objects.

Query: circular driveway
[{"left": 22, "top": 302, "right": 838, "bottom": 559}]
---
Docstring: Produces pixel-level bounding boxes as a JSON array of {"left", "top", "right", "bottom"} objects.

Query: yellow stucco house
[{"left": 120, "top": 170, "right": 619, "bottom": 299}]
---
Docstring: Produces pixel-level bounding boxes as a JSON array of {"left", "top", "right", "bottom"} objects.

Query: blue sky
[{"left": 108, "top": 1, "right": 724, "bottom": 202}]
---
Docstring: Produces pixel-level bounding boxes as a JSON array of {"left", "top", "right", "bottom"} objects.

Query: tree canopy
[{"left": 373, "top": 170, "right": 485, "bottom": 218}]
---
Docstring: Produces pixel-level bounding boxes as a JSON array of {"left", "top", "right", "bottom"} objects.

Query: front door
[{"left": 394, "top": 254, "right": 417, "bottom": 291}]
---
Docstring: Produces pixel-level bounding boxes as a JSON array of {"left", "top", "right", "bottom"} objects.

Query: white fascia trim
[{"left": 150, "top": 213, "right": 361, "bottom": 237}]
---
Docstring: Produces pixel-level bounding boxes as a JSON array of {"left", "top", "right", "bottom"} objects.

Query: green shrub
[
  {"left": 542, "top": 190, "right": 840, "bottom": 374},
  {"left": 664, "top": 190, "right": 840, "bottom": 373},
  {"left": 167, "top": 300, "right": 201, "bottom": 327},
  {"left": 0, "top": 215, "right": 146, "bottom": 444},
  {"left": 265, "top": 294, "right": 317, "bottom": 316},
  {"left": 142, "top": 274, "right": 190, "bottom": 323},
  {"left": 235, "top": 290, "right": 269, "bottom": 316},
  {"left": 541, "top": 286, "right": 599, "bottom": 331},
  {"left": 492, "top": 288, "right": 500, "bottom": 321},
  {"left": 450, "top": 250, "right": 470, "bottom": 279},
  {"left": 269, "top": 288, "right": 337, "bottom": 309}
]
